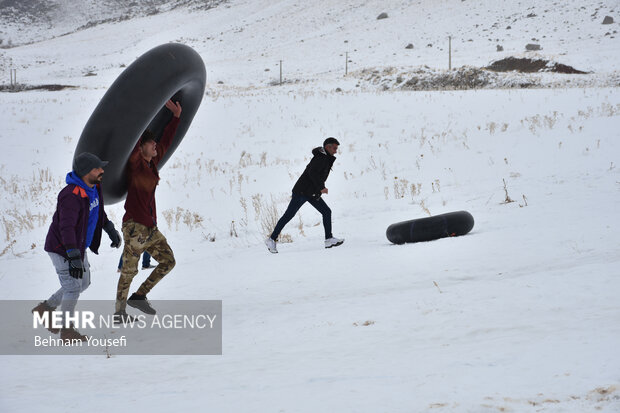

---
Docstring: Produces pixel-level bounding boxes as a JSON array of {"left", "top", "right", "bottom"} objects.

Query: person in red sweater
[{"left": 115, "top": 99, "right": 182, "bottom": 321}]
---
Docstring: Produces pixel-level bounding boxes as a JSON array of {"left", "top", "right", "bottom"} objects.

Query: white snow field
[{"left": 0, "top": 0, "right": 619, "bottom": 412}]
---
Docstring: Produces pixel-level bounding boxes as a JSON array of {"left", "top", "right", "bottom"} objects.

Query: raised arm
[
  {"left": 127, "top": 139, "right": 142, "bottom": 170},
  {"left": 154, "top": 100, "right": 182, "bottom": 164}
]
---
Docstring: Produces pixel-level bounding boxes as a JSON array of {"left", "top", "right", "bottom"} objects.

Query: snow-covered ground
[{"left": 0, "top": 0, "right": 619, "bottom": 412}]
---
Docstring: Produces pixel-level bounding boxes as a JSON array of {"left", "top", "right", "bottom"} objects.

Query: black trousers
[{"left": 270, "top": 193, "right": 332, "bottom": 240}]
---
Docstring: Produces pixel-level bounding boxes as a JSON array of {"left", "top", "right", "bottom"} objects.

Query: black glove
[
  {"left": 104, "top": 220, "right": 122, "bottom": 248},
  {"left": 67, "top": 249, "right": 85, "bottom": 279}
]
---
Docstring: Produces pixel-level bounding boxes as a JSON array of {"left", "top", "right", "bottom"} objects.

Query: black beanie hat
[{"left": 323, "top": 137, "right": 340, "bottom": 147}]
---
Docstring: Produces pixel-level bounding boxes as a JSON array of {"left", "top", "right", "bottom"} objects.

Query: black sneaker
[
  {"left": 127, "top": 293, "right": 156, "bottom": 315},
  {"left": 113, "top": 310, "right": 138, "bottom": 324}
]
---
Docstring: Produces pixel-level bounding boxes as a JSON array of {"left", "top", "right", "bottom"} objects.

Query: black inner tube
[
  {"left": 386, "top": 211, "right": 475, "bottom": 244},
  {"left": 74, "top": 43, "right": 206, "bottom": 204}
]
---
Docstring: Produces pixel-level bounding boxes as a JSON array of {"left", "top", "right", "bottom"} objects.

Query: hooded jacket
[
  {"left": 44, "top": 175, "right": 110, "bottom": 259},
  {"left": 292, "top": 146, "right": 336, "bottom": 199}
]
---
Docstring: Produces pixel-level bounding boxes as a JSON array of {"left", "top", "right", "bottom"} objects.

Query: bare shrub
[
  {"left": 501, "top": 179, "right": 515, "bottom": 204},
  {"left": 0, "top": 240, "right": 16, "bottom": 257},
  {"left": 202, "top": 232, "right": 216, "bottom": 242},
  {"left": 2, "top": 210, "right": 48, "bottom": 241},
  {"left": 252, "top": 194, "right": 290, "bottom": 240},
  {"left": 368, "top": 155, "right": 387, "bottom": 180},
  {"left": 279, "top": 234, "right": 293, "bottom": 243},
  {"left": 419, "top": 199, "right": 431, "bottom": 216},
  {"left": 162, "top": 207, "right": 204, "bottom": 231},
  {"left": 297, "top": 215, "right": 306, "bottom": 237},
  {"left": 410, "top": 183, "right": 422, "bottom": 198},
  {"left": 393, "top": 177, "right": 409, "bottom": 199},
  {"left": 239, "top": 151, "right": 253, "bottom": 168},
  {"left": 239, "top": 197, "right": 249, "bottom": 221}
]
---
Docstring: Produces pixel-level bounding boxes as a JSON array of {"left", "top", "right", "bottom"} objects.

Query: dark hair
[
  {"left": 323, "top": 137, "right": 340, "bottom": 147},
  {"left": 140, "top": 130, "right": 156, "bottom": 146}
]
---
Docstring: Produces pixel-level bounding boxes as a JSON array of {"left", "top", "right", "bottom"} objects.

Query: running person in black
[{"left": 265, "top": 137, "right": 344, "bottom": 253}]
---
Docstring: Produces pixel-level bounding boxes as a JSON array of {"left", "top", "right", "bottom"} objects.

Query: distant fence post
[
  {"left": 448, "top": 36, "right": 452, "bottom": 70},
  {"left": 279, "top": 60, "right": 282, "bottom": 85},
  {"left": 345, "top": 51, "right": 348, "bottom": 76}
]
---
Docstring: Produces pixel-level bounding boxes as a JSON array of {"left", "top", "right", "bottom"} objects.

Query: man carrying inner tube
[
  {"left": 265, "top": 137, "right": 344, "bottom": 253},
  {"left": 115, "top": 99, "right": 182, "bottom": 322}
]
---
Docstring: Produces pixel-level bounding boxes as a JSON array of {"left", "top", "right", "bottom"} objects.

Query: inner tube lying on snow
[
  {"left": 74, "top": 43, "right": 206, "bottom": 205},
  {"left": 386, "top": 211, "right": 474, "bottom": 245}
]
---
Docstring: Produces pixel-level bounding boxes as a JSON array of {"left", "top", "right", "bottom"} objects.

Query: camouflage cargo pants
[{"left": 115, "top": 219, "right": 176, "bottom": 312}]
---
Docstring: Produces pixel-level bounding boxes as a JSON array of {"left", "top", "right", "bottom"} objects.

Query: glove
[
  {"left": 104, "top": 220, "right": 122, "bottom": 248},
  {"left": 67, "top": 249, "right": 85, "bottom": 279}
]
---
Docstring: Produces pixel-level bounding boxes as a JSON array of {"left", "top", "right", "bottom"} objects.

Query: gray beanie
[{"left": 73, "top": 152, "right": 108, "bottom": 177}]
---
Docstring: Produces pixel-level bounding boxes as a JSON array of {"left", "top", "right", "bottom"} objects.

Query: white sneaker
[
  {"left": 325, "top": 237, "right": 344, "bottom": 248},
  {"left": 265, "top": 237, "right": 278, "bottom": 253}
]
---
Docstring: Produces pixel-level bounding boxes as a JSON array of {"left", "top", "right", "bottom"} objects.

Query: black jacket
[{"left": 292, "top": 147, "right": 336, "bottom": 199}]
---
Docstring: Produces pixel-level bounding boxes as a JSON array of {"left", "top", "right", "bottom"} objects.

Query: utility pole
[
  {"left": 279, "top": 60, "right": 282, "bottom": 85},
  {"left": 345, "top": 52, "right": 348, "bottom": 76},
  {"left": 448, "top": 36, "right": 452, "bottom": 70}
]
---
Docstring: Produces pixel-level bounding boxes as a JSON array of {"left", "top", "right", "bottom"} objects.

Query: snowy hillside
[
  {"left": 1, "top": 0, "right": 619, "bottom": 89},
  {"left": 0, "top": 0, "right": 226, "bottom": 47},
  {"left": 0, "top": 0, "right": 619, "bottom": 412}
]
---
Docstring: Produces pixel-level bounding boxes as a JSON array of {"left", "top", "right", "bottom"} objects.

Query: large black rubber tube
[
  {"left": 74, "top": 43, "right": 206, "bottom": 204},
  {"left": 386, "top": 211, "right": 474, "bottom": 244}
]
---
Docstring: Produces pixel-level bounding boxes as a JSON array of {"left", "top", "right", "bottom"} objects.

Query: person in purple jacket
[{"left": 32, "top": 152, "right": 121, "bottom": 341}]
